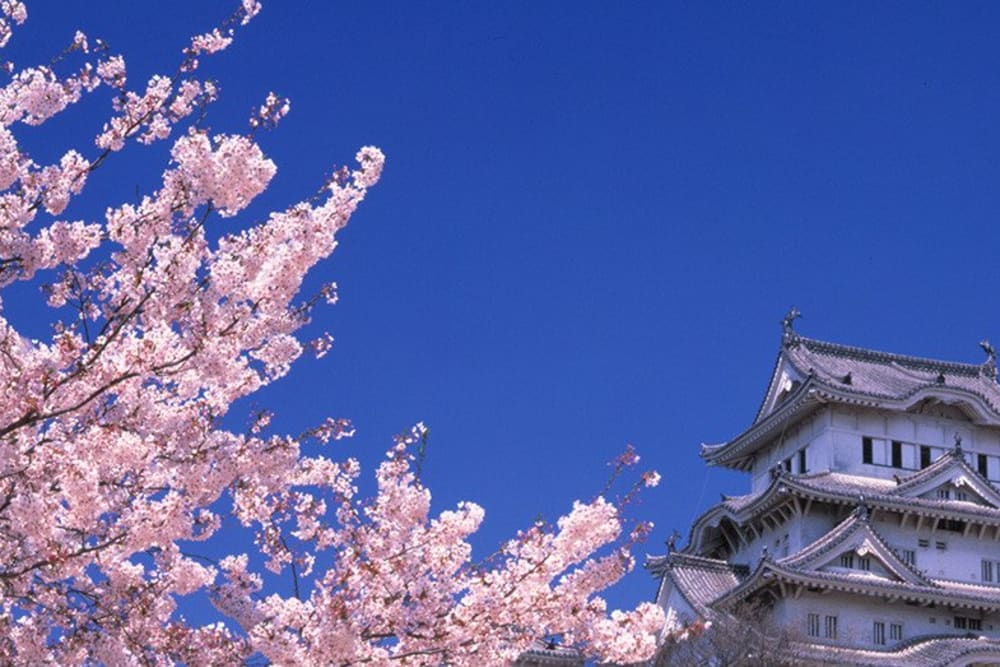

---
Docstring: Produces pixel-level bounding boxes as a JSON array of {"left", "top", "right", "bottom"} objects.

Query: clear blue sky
[{"left": 14, "top": 1, "right": 1000, "bottom": 617}]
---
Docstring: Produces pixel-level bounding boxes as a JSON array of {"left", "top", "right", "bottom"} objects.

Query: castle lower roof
[
  {"left": 645, "top": 552, "right": 747, "bottom": 616},
  {"left": 788, "top": 635, "right": 1000, "bottom": 667},
  {"left": 714, "top": 511, "right": 1000, "bottom": 613}
]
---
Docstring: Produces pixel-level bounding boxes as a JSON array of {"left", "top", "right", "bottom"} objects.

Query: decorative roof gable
[
  {"left": 778, "top": 505, "right": 934, "bottom": 587},
  {"left": 891, "top": 443, "right": 1000, "bottom": 508}
]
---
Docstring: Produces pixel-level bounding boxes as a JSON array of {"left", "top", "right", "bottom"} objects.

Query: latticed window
[
  {"left": 873, "top": 621, "right": 886, "bottom": 645},
  {"left": 983, "top": 559, "right": 994, "bottom": 583},
  {"left": 807, "top": 613, "right": 820, "bottom": 638},
  {"left": 858, "top": 556, "right": 871, "bottom": 571},
  {"left": 954, "top": 616, "right": 983, "bottom": 631},
  {"left": 890, "top": 623, "right": 903, "bottom": 641},
  {"left": 840, "top": 553, "right": 854, "bottom": 568},
  {"left": 825, "top": 615, "right": 838, "bottom": 639}
]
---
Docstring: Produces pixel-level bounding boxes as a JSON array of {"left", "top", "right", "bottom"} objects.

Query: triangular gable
[
  {"left": 778, "top": 509, "right": 934, "bottom": 587},
  {"left": 753, "top": 352, "right": 808, "bottom": 424},
  {"left": 891, "top": 450, "right": 1000, "bottom": 509}
]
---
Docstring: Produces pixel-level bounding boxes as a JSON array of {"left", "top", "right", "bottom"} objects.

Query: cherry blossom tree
[{"left": 0, "top": 2, "right": 664, "bottom": 664}]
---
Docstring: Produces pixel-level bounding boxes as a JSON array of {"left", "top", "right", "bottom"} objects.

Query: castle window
[
  {"left": 935, "top": 541, "right": 947, "bottom": 550},
  {"left": 873, "top": 621, "right": 886, "bottom": 645},
  {"left": 955, "top": 491, "right": 969, "bottom": 502},
  {"left": 783, "top": 457, "right": 792, "bottom": 473},
  {"left": 858, "top": 556, "right": 871, "bottom": 571},
  {"left": 862, "top": 436, "right": 917, "bottom": 469},
  {"left": 920, "top": 446, "right": 931, "bottom": 469},
  {"left": 890, "top": 623, "right": 903, "bottom": 641},
  {"left": 807, "top": 613, "right": 820, "bottom": 637},
  {"left": 980, "top": 454, "right": 989, "bottom": 478},
  {"left": 900, "top": 549, "right": 916, "bottom": 565},
  {"left": 918, "top": 539, "right": 930, "bottom": 548},
  {"left": 937, "top": 488, "right": 951, "bottom": 500},
  {"left": 840, "top": 553, "right": 854, "bottom": 568},
  {"left": 798, "top": 448, "right": 807, "bottom": 474},
  {"left": 824, "top": 615, "right": 838, "bottom": 639},
  {"left": 942, "top": 519, "right": 965, "bottom": 532},
  {"left": 983, "top": 559, "right": 1000, "bottom": 583},
  {"left": 954, "top": 616, "right": 982, "bottom": 631}
]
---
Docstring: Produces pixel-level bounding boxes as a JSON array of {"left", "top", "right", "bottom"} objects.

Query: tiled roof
[
  {"left": 788, "top": 635, "right": 1000, "bottom": 667},
  {"left": 777, "top": 508, "right": 934, "bottom": 586},
  {"left": 514, "top": 640, "right": 584, "bottom": 666},
  {"left": 688, "top": 464, "right": 1000, "bottom": 554},
  {"left": 645, "top": 552, "right": 747, "bottom": 616},
  {"left": 714, "top": 513, "right": 1000, "bottom": 612},
  {"left": 784, "top": 337, "right": 1000, "bottom": 415},
  {"left": 889, "top": 446, "right": 1000, "bottom": 506},
  {"left": 701, "top": 334, "right": 1000, "bottom": 469}
]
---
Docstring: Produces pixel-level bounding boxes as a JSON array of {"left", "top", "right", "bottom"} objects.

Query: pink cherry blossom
[{"left": 0, "top": 2, "right": 664, "bottom": 665}]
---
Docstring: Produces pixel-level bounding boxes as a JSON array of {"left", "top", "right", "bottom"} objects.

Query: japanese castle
[{"left": 650, "top": 312, "right": 1000, "bottom": 666}]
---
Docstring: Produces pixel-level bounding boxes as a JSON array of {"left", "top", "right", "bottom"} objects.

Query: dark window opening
[
  {"left": 891, "top": 440, "right": 902, "bottom": 468},
  {"left": 920, "top": 446, "right": 931, "bottom": 469},
  {"left": 863, "top": 437, "right": 873, "bottom": 464},
  {"left": 942, "top": 519, "right": 965, "bottom": 533},
  {"left": 955, "top": 616, "right": 982, "bottom": 631},
  {"left": 980, "top": 454, "right": 990, "bottom": 478},
  {"left": 798, "top": 449, "right": 807, "bottom": 474}
]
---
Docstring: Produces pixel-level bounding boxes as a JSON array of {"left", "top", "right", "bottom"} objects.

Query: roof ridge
[
  {"left": 778, "top": 509, "right": 935, "bottom": 586},
  {"left": 668, "top": 552, "right": 742, "bottom": 571},
  {"left": 797, "top": 337, "right": 983, "bottom": 376}
]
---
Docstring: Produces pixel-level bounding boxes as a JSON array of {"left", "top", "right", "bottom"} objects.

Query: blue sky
[{"left": 14, "top": 1, "right": 1000, "bottom": 617}]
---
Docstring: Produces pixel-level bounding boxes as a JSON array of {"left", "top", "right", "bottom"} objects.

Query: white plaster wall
[
  {"left": 658, "top": 582, "right": 697, "bottom": 632},
  {"left": 818, "top": 405, "right": 1000, "bottom": 480},
  {"left": 750, "top": 408, "right": 833, "bottom": 493},
  {"left": 773, "top": 591, "right": 1000, "bottom": 649},
  {"left": 874, "top": 515, "right": 1000, "bottom": 582}
]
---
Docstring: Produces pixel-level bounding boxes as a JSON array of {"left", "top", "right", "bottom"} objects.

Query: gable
[
  {"left": 813, "top": 539, "right": 906, "bottom": 582},
  {"left": 892, "top": 454, "right": 1000, "bottom": 509},
  {"left": 916, "top": 476, "right": 998, "bottom": 508},
  {"left": 907, "top": 398, "right": 975, "bottom": 422},
  {"left": 779, "top": 511, "right": 935, "bottom": 587},
  {"left": 755, "top": 356, "right": 807, "bottom": 424}
]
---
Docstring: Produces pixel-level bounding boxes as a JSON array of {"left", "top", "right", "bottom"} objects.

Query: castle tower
[{"left": 650, "top": 313, "right": 1000, "bottom": 666}]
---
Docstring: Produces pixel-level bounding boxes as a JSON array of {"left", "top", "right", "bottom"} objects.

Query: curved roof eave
[
  {"left": 700, "top": 379, "right": 821, "bottom": 469},
  {"left": 714, "top": 561, "right": 1000, "bottom": 613},
  {"left": 702, "top": 381, "right": 1000, "bottom": 471}
]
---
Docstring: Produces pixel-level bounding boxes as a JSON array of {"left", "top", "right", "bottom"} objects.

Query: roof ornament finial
[
  {"left": 781, "top": 307, "right": 802, "bottom": 348},
  {"left": 761, "top": 545, "right": 770, "bottom": 561},
  {"left": 854, "top": 496, "right": 870, "bottom": 522},
  {"left": 952, "top": 433, "right": 964, "bottom": 457},
  {"left": 981, "top": 339, "right": 997, "bottom": 380},
  {"left": 666, "top": 529, "right": 680, "bottom": 553}
]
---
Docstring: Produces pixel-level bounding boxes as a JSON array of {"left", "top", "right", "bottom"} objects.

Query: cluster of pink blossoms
[{"left": 0, "top": 2, "right": 664, "bottom": 665}]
